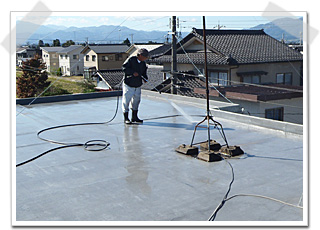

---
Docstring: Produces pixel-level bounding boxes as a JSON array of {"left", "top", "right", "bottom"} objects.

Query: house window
[
  {"left": 102, "top": 56, "right": 109, "bottom": 61},
  {"left": 65, "top": 55, "right": 68, "bottom": 59},
  {"left": 86, "top": 55, "right": 89, "bottom": 61},
  {"left": 243, "top": 75, "right": 261, "bottom": 84},
  {"left": 208, "top": 71, "right": 228, "bottom": 86},
  {"left": 265, "top": 107, "right": 284, "bottom": 121},
  {"left": 60, "top": 55, "right": 63, "bottom": 59},
  {"left": 276, "top": 73, "right": 292, "bottom": 85},
  {"left": 73, "top": 55, "right": 78, "bottom": 60},
  {"left": 92, "top": 55, "right": 96, "bottom": 61},
  {"left": 115, "top": 54, "right": 122, "bottom": 61}
]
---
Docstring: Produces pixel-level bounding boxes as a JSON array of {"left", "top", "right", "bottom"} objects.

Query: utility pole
[
  {"left": 129, "top": 34, "right": 134, "bottom": 45},
  {"left": 171, "top": 16, "right": 177, "bottom": 94},
  {"left": 214, "top": 21, "right": 225, "bottom": 30},
  {"left": 281, "top": 33, "right": 285, "bottom": 43}
]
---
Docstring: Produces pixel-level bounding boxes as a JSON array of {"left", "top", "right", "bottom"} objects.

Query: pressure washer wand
[{"left": 141, "top": 75, "right": 162, "bottom": 94}]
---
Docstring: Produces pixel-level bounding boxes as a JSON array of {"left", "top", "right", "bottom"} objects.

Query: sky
[{"left": 15, "top": 13, "right": 304, "bottom": 32}]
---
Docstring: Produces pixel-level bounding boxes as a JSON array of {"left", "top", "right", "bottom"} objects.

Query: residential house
[
  {"left": 40, "top": 46, "right": 64, "bottom": 74},
  {"left": 94, "top": 69, "right": 123, "bottom": 91},
  {"left": 81, "top": 44, "right": 129, "bottom": 79},
  {"left": 57, "top": 45, "right": 84, "bottom": 76},
  {"left": 16, "top": 47, "right": 41, "bottom": 66},
  {"left": 149, "top": 28, "right": 303, "bottom": 124},
  {"left": 150, "top": 29, "right": 303, "bottom": 87}
]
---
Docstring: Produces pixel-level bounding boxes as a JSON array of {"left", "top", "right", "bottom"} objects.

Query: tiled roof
[
  {"left": 57, "top": 45, "right": 84, "bottom": 54},
  {"left": 88, "top": 44, "right": 129, "bottom": 54},
  {"left": 153, "top": 72, "right": 206, "bottom": 99},
  {"left": 94, "top": 65, "right": 165, "bottom": 91},
  {"left": 151, "top": 52, "right": 231, "bottom": 65},
  {"left": 148, "top": 43, "right": 171, "bottom": 59},
  {"left": 95, "top": 69, "right": 124, "bottom": 90},
  {"left": 141, "top": 65, "right": 165, "bottom": 90},
  {"left": 40, "top": 47, "right": 65, "bottom": 52},
  {"left": 150, "top": 29, "right": 303, "bottom": 65},
  {"left": 192, "top": 29, "right": 303, "bottom": 64}
]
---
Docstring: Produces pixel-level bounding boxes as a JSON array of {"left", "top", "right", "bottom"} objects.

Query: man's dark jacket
[{"left": 122, "top": 56, "right": 148, "bottom": 88}]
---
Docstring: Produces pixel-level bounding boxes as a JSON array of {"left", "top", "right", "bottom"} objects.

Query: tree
[
  {"left": 62, "top": 40, "right": 75, "bottom": 47},
  {"left": 53, "top": 39, "right": 61, "bottom": 46},
  {"left": 122, "top": 38, "right": 131, "bottom": 46},
  {"left": 38, "top": 40, "right": 44, "bottom": 47},
  {"left": 16, "top": 55, "right": 50, "bottom": 98}
]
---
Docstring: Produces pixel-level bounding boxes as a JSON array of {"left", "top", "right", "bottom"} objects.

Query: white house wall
[
  {"left": 59, "top": 47, "right": 84, "bottom": 76},
  {"left": 96, "top": 80, "right": 111, "bottom": 90},
  {"left": 83, "top": 49, "right": 98, "bottom": 69}
]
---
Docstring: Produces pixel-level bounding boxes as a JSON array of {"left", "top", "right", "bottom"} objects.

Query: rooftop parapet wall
[
  {"left": 16, "top": 91, "right": 122, "bottom": 105},
  {"left": 16, "top": 90, "right": 303, "bottom": 135},
  {"left": 142, "top": 90, "right": 303, "bottom": 136},
  {"left": 211, "top": 108, "right": 303, "bottom": 136}
]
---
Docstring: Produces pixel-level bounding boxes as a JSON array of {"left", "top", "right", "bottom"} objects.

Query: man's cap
[{"left": 137, "top": 48, "right": 149, "bottom": 57}]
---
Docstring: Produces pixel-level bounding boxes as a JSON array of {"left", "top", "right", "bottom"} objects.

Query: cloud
[{"left": 98, "top": 17, "right": 110, "bottom": 24}]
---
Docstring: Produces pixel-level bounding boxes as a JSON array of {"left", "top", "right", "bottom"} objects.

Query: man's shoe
[
  {"left": 132, "top": 110, "right": 143, "bottom": 123},
  {"left": 123, "top": 112, "right": 132, "bottom": 124}
]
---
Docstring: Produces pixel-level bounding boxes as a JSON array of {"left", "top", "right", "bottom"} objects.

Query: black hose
[
  {"left": 16, "top": 94, "right": 120, "bottom": 167},
  {"left": 208, "top": 158, "right": 235, "bottom": 221}
]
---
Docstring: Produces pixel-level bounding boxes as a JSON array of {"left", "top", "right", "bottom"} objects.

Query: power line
[{"left": 124, "top": 16, "right": 169, "bottom": 29}]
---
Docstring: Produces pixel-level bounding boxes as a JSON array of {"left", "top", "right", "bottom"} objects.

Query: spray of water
[
  {"left": 157, "top": 92, "right": 196, "bottom": 123},
  {"left": 143, "top": 76, "right": 197, "bottom": 123},
  {"left": 169, "top": 101, "right": 195, "bottom": 123}
]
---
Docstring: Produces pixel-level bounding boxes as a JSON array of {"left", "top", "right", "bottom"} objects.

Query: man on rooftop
[{"left": 122, "top": 48, "right": 149, "bottom": 124}]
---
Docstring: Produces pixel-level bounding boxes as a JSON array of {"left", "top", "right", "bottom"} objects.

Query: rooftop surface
[{"left": 15, "top": 92, "right": 305, "bottom": 226}]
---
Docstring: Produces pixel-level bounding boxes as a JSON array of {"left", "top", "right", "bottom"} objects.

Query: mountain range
[
  {"left": 249, "top": 17, "right": 303, "bottom": 43},
  {"left": 16, "top": 17, "right": 303, "bottom": 46},
  {"left": 16, "top": 21, "right": 177, "bottom": 46}
]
